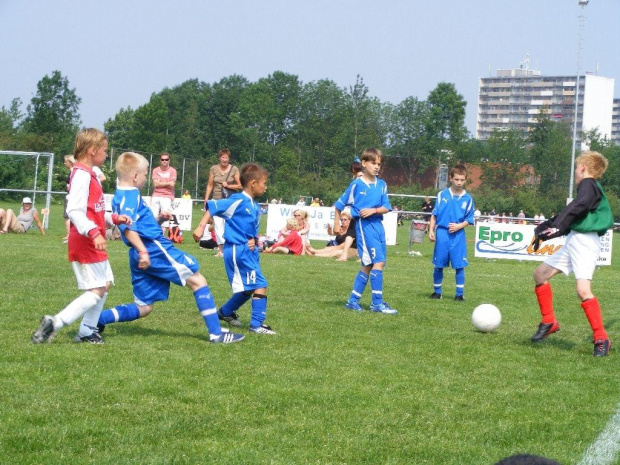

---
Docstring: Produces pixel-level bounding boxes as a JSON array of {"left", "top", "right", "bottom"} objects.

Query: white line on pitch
[{"left": 578, "top": 402, "right": 620, "bottom": 465}]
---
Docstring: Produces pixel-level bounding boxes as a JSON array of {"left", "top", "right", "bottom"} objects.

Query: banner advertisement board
[
  {"left": 266, "top": 204, "right": 398, "bottom": 246},
  {"left": 474, "top": 222, "right": 612, "bottom": 265},
  {"left": 104, "top": 195, "right": 193, "bottom": 230}
]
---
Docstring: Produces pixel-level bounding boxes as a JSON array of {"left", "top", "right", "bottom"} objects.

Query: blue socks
[
  {"left": 98, "top": 303, "right": 140, "bottom": 325},
  {"left": 432, "top": 267, "right": 465, "bottom": 297},
  {"left": 220, "top": 292, "right": 252, "bottom": 316},
  {"left": 370, "top": 270, "right": 384, "bottom": 306},
  {"left": 433, "top": 267, "right": 444, "bottom": 295},
  {"left": 250, "top": 296, "right": 267, "bottom": 328},
  {"left": 349, "top": 271, "right": 369, "bottom": 304},
  {"left": 194, "top": 286, "right": 221, "bottom": 337},
  {"left": 455, "top": 268, "right": 465, "bottom": 297}
]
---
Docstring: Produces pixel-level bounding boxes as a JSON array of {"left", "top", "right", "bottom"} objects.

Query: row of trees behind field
[{"left": 1, "top": 70, "right": 619, "bottom": 219}]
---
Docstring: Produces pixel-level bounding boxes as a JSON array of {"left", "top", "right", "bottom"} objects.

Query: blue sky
[{"left": 1, "top": 0, "right": 617, "bottom": 136}]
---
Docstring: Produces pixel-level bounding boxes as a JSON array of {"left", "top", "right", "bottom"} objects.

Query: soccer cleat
[
  {"left": 454, "top": 295, "right": 465, "bottom": 302},
  {"left": 218, "top": 310, "right": 243, "bottom": 327},
  {"left": 369, "top": 302, "right": 398, "bottom": 315},
  {"left": 429, "top": 293, "right": 442, "bottom": 300},
  {"left": 345, "top": 300, "right": 363, "bottom": 311},
  {"left": 249, "top": 324, "right": 277, "bottom": 335},
  {"left": 32, "top": 316, "right": 56, "bottom": 344},
  {"left": 74, "top": 331, "right": 104, "bottom": 344},
  {"left": 593, "top": 339, "right": 611, "bottom": 357},
  {"left": 210, "top": 332, "right": 245, "bottom": 344},
  {"left": 530, "top": 321, "right": 560, "bottom": 342}
]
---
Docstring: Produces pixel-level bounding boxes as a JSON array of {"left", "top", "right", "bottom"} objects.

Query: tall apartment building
[
  {"left": 477, "top": 67, "right": 615, "bottom": 147},
  {"left": 612, "top": 98, "right": 620, "bottom": 145}
]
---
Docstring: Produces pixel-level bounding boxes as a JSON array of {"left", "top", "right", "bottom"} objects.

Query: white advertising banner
[
  {"left": 474, "top": 222, "right": 612, "bottom": 265},
  {"left": 104, "top": 194, "right": 194, "bottom": 231},
  {"left": 266, "top": 204, "right": 398, "bottom": 245}
]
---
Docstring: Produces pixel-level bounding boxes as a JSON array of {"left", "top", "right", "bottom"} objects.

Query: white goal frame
[{"left": 0, "top": 150, "right": 55, "bottom": 229}]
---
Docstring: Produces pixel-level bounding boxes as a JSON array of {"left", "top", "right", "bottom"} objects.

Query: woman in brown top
[{"left": 203, "top": 149, "right": 242, "bottom": 257}]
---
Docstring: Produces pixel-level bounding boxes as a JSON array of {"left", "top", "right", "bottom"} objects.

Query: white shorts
[
  {"left": 213, "top": 215, "right": 226, "bottom": 245},
  {"left": 544, "top": 231, "right": 600, "bottom": 280},
  {"left": 150, "top": 196, "right": 173, "bottom": 219},
  {"left": 72, "top": 260, "right": 114, "bottom": 290}
]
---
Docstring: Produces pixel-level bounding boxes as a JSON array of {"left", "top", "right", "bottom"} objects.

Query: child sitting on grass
[{"left": 264, "top": 218, "right": 303, "bottom": 255}]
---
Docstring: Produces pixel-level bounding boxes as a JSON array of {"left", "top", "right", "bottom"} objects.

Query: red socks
[
  {"left": 535, "top": 283, "right": 555, "bottom": 324},
  {"left": 581, "top": 297, "right": 608, "bottom": 341}
]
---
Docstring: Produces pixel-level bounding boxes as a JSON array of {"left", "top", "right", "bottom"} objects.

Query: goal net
[{"left": 0, "top": 150, "right": 55, "bottom": 229}]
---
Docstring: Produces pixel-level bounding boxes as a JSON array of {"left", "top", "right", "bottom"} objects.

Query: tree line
[{"left": 1, "top": 70, "right": 619, "bottom": 219}]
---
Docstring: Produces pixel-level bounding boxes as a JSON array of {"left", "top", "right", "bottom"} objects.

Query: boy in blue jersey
[
  {"left": 333, "top": 148, "right": 397, "bottom": 314},
  {"left": 96, "top": 152, "right": 244, "bottom": 344},
  {"left": 192, "top": 162, "right": 276, "bottom": 334},
  {"left": 429, "top": 164, "right": 475, "bottom": 301}
]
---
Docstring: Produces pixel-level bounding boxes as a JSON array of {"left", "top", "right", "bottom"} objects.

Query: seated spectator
[
  {"left": 264, "top": 218, "right": 303, "bottom": 255},
  {"left": 199, "top": 218, "right": 218, "bottom": 250},
  {"left": 0, "top": 197, "right": 45, "bottom": 235},
  {"left": 307, "top": 211, "right": 357, "bottom": 261},
  {"left": 182, "top": 189, "right": 191, "bottom": 199},
  {"left": 293, "top": 209, "right": 313, "bottom": 255}
]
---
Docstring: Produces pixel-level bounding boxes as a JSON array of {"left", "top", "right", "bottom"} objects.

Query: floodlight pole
[{"left": 569, "top": 0, "right": 588, "bottom": 200}]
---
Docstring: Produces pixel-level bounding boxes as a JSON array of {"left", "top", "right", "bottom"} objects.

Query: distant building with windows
[
  {"left": 612, "top": 98, "right": 620, "bottom": 145},
  {"left": 477, "top": 66, "right": 615, "bottom": 148}
]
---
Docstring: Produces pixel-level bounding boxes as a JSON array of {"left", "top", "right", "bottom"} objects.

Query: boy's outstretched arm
[{"left": 193, "top": 210, "right": 212, "bottom": 242}]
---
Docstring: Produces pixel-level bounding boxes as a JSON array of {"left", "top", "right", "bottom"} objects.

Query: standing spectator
[
  {"left": 150, "top": 152, "right": 177, "bottom": 233},
  {"left": 421, "top": 196, "right": 434, "bottom": 219},
  {"left": 474, "top": 208, "right": 481, "bottom": 223},
  {"left": 517, "top": 210, "right": 526, "bottom": 224},
  {"left": 62, "top": 154, "right": 76, "bottom": 242},
  {"left": 310, "top": 197, "right": 320, "bottom": 207},
  {"left": 533, "top": 213, "right": 540, "bottom": 224},
  {"left": 182, "top": 189, "right": 191, "bottom": 199},
  {"left": 204, "top": 149, "right": 241, "bottom": 257},
  {"left": 295, "top": 196, "right": 306, "bottom": 207}
]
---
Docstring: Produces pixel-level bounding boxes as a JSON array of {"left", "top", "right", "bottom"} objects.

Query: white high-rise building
[
  {"left": 612, "top": 98, "right": 620, "bottom": 145},
  {"left": 477, "top": 68, "right": 615, "bottom": 148}
]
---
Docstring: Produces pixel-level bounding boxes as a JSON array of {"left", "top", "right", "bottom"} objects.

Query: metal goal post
[{"left": 0, "top": 150, "right": 55, "bottom": 229}]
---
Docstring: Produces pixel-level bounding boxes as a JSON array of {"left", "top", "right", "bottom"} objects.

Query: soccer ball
[{"left": 472, "top": 304, "right": 501, "bottom": 333}]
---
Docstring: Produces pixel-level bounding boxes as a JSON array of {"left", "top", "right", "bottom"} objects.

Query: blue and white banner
[
  {"left": 474, "top": 222, "right": 612, "bottom": 265},
  {"left": 266, "top": 204, "right": 398, "bottom": 245},
  {"left": 104, "top": 194, "right": 193, "bottom": 230}
]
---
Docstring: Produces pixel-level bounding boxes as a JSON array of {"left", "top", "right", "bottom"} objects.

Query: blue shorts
[
  {"left": 224, "top": 243, "right": 268, "bottom": 293},
  {"left": 356, "top": 219, "right": 386, "bottom": 266},
  {"left": 129, "top": 238, "right": 200, "bottom": 305},
  {"left": 432, "top": 227, "right": 469, "bottom": 269}
]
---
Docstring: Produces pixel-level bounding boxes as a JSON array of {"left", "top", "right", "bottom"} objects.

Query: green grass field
[{"left": 1, "top": 201, "right": 620, "bottom": 464}]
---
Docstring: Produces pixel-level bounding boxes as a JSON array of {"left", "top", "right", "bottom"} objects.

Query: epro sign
[{"left": 474, "top": 222, "right": 612, "bottom": 265}]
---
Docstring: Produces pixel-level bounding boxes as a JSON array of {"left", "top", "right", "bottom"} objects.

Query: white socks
[{"left": 54, "top": 291, "right": 101, "bottom": 331}]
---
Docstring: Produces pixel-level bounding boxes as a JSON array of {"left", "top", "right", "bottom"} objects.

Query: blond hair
[
  {"left": 576, "top": 151, "right": 608, "bottom": 179},
  {"left": 64, "top": 154, "right": 76, "bottom": 164},
  {"left": 294, "top": 209, "right": 308, "bottom": 220},
  {"left": 74, "top": 128, "right": 107, "bottom": 161},
  {"left": 287, "top": 218, "right": 299, "bottom": 230},
  {"left": 116, "top": 152, "right": 149, "bottom": 180}
]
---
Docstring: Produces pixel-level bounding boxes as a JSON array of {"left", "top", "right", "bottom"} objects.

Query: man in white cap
[{"left": 0, "top": 197, "right": 45, "bottom": 234}]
